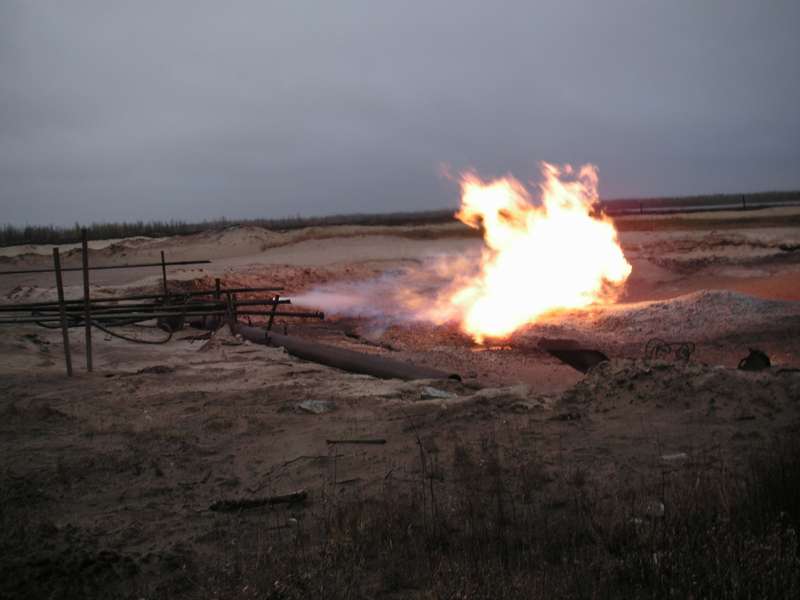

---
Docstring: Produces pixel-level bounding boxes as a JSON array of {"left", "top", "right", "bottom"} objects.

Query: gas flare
[
  {"left": 443, "top": 162, "right": 631, "bottom": 342},
  {"left": 294, "top": 162, "right": 632, "bottom": 343}
]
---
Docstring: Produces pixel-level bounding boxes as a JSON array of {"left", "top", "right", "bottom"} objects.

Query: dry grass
[
  {"left": 1, "top": 419, "right": 799, "bottom": 599},
  {"left": 114, "top": 431, "right": 800, "bottom": 600}
]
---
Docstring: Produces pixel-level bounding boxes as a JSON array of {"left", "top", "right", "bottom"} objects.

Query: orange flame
[{"left": 446, "top": 162, "right": 631, "bottom": 342}]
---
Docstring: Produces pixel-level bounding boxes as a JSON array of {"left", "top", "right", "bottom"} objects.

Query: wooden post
[
  {"left": 742, "top": 195, "right": 746, "bottom": 210},
  {"left": 81, "top": 229, "right": 93, "bottom": 372},
  {"left": 160, "top": 251, "right": 168, "bottom": 297},
  {"left": 212, "top": 280, "right": 222, "bottom": 332},
  {"left": 225, "top": 292, "right": 234, "bottom": 333},
  {"left": 266, "top": 294, "right": 280, "bottom": 332},
  {"left": 52, "top": 248, "right": 73, "bottom": 376}
]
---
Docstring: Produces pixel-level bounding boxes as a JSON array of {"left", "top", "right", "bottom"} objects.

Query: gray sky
[{"left": 2, "top": 1, "right": 799, "bottom": 226}]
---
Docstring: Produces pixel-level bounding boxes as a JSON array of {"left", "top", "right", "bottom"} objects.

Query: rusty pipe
[{"left": 235, "top": 323, "right": 459, "bottom": 381}]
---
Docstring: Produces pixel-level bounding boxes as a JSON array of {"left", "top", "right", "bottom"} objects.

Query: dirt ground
[{"left": 1, "top": 208, "right": 799, "bottom": 598}]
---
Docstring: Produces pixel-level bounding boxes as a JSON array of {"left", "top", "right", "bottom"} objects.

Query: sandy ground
[
  {"left": 1, "top": 207, "right": 800, "bottom": 597},
  {"left": 2, "top": 207, "right": 798, "bottom": 302}
]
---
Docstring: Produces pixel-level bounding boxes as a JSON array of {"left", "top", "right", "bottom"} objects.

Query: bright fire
[{"left": 445, "top": 162, "right": 631, "bottom": 342}]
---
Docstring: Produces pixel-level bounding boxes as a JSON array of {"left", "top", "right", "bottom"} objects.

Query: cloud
[{"left": 1, "top": 1, "right": 799, "bottom": 225}]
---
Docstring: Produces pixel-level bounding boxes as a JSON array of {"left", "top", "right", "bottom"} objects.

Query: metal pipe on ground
[{"left": 235, "top": 323, "right": 460, "bottom": 381}]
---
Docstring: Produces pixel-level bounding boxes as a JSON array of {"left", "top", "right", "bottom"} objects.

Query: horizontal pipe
[
  {"left": 0, "top": 259, "right": 211, "bottom": 276},
  {"left": 235, "top": 324, "right": 459, "bottom": 381},
  {"left": 25, "top": 299, "right": 290, "bottom": 316},
  {"left": 229, "top": 298, "right": 288, "bottom": 307},
  {"left": 0, "top": 310, "right": 323, "bottom": 325},
  {"left": 0, "top": 286, "right": 285, "bottom": 310},
  {"left": 233, "top": 311, "right": 323, "bottom": 318}
]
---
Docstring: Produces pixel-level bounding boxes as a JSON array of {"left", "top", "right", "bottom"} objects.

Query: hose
[{"left": 91, "top": 320, "right": 174, "bottom": 344}]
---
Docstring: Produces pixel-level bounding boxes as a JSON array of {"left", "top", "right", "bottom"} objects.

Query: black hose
[
  {"left": 29, "top": 308, "right": 173, "bottom": 344},
  {"left": 91, "top": 320, "right": 174, "bottom": 344}
]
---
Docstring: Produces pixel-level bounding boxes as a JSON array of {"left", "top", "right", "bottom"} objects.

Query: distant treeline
[
  {"left": 0, "top": 210, "right": 456, "bottom": 247},
  {"left": 2, "top": 190, "right": 799, "bottom": 247},
  {"left": 600, "top": 190, "right": 800, "bottom": 214}
]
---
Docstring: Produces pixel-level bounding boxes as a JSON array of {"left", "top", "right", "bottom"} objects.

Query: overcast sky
[{"left": 2, "top": 1, "right": 799, "bottom": 226}]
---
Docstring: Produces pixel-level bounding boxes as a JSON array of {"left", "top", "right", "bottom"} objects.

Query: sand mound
[
  {"left": 563, "top": 358, "right": 800, "bottom": 418},
  {"left": 520, "top": 290, "right": 800, "bottom": 350},
  {"left": 595, "top": 290, "right": 799, "bottom": 336},
  {"left": 620, "top": 228, "right": 800, "bottom": 274}
]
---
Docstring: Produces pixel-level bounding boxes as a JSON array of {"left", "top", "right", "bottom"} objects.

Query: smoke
[{"left": 292, "top": 252, "right": 482, "bottom": 328}]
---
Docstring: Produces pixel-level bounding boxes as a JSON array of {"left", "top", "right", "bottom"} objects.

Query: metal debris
[
  {"left": 644, "top": 338, "right": 696, "bottom": 362},
  {"left": 209, "top": 490, "right": 308, "bottom": 512},
  {"left": 296, "top": 400, "right": 336, "bottom": 414},
  {"left": 661, "top": 452, "right": 689, "bottom": 462},
  {"left": 420, "top": 386, "right": 455, "bottom": 400}
]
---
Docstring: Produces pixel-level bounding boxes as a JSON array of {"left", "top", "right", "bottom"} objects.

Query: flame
[{"left": 445, "top": 162, "right": 631, "bottom": 342}]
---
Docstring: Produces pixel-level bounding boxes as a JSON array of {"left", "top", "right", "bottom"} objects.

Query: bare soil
[{"left": 1, "top": 207, "right": 799, "bottom": 598}]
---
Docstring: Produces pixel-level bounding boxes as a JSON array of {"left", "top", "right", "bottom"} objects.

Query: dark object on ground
[
  {"left": 550, "top": 411, "right": 582, "bottom": 421},
  {"left": 538, "top": 338, "right": 609, "bottom": 373},
  {"left": 644, "top": 338, "right": 696, "bottom": 361},
  {"left": 326, "top": 438, "right": 387, "bottom": 445},
  {"left": 738, "top": 348, "right": 771, "bottom": 371},
  {"left": 157, "top": 314, "right": 185, "bottom": 332},
  {"left": 136, "top": 365, "right": 175, "bottom": 375},
  {"left": 210, "top": 490, "right": 308, "bottom": 511}
]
